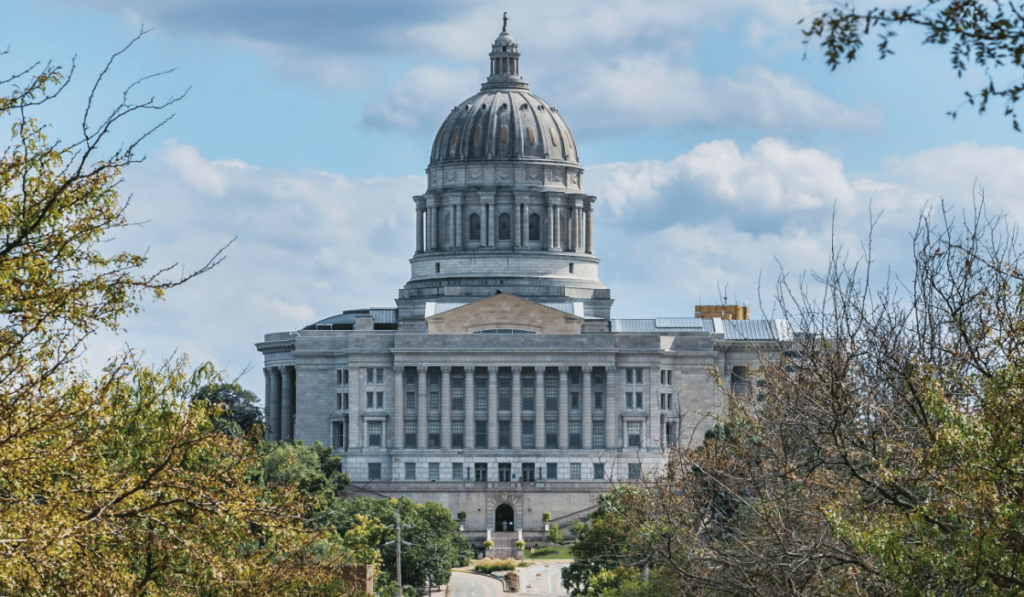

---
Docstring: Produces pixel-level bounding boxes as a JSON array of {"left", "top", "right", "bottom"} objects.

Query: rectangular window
[
  {"left": 522, "top": 421, "right": 535, "bottom": 449},
  {"left": 377, "top": 368, "right": 385, "bottom": 384},
  {"left": 368, "top": 421, "right": 382, "bottom": 447},
  {"left": 366, "top": 368, "right": 374, "bottom": 384},
  {"left": 452, "top": 377, "right": 465, "bottom": 411},
  {"left": 570, "top": 391, "right": 580, "bottom": 409},
  {"left": 428, "top": 420, "right": 440, "bottom": 448},
  {"left": 628, "top": 463, "right": 642, "bottom": 480},
  {"left": 626, "top": 369, "right": 633, "bottom": 384},
  {"left": 545, "top": 420, "right": 558, "bottom": 448},
  {"left": 429, "top": 390, "right": 440, "bottom": 410},
  {"left": 337, "top": 370, "right": 344, "bottom": 385},
  {"left": 666, "top": 422, "right": 677, "bottom": 446},
  {"left": 569, "top": 420, "right": 582, "bottom": 448},
  {"left": 660, "top": 393, "right": 666, "bottom": 409},
  {"left": 499, "top": 420, "right": 511, "bottom": 449},
  {"left": 593, "top": 391, "right": 603, "bottom": 410},
  {"left": 546, "top": 463, "right": 558, "bottom": 480},
  {"left": 592, "top": 424, "right": 605, "bottom": 449},
  {"left": 428, "top": 462, "right": 440, "bottom": 480},
  {"left": 368, "top": 463, "right": 381, "bottom": 480},
  {"left": 428, "top": 367, "right": 440, "bottom": 385},
  {"left": 367, "top": 391, "right": 374, "bottom": 408},
  {"left": 521, "top": 463, "right": 535, "bottom": 482},
  {"left": 661, "top": 370, "right": 665, "bottom": 385},
  {"left": 628, "top": 422, "right": 642, "bottom": 448},
  {"left": 452, "top": 463, "right": 463, "bottom": 481},
  {"left": 343, "top": 393, "right": 349, "bottom": 409},
  {"left": 376, "top": 392, "right": 384, "bottom": 409},
  {"left": 635, "top": 392, "right": 643, "bottom": 409},
  {"left": 570, "top": 368, "right": 581, "bottom": 385},
  {"left": 498, "top": 462, "right": 511, "bottom": 482},
  {"left": 667, "top": 394, "right": 672, "bottom": 409},
  {"left": 498, "top": 374, "right": 512, "bottom": 410},
  {"left": 405, "top": 368, "right": 416, "bottom": 385},
  {"left": 635, "top": 368, "right": 642, "bottom": 384},
  {"left": 545, "top": 375, "right": 558, "bottom": 411},
  {"left": 452, "top": 420, "right": 464, "bottom": 449},
  {"left": 593, "top": 463, "right": 605, "bottom": 480},
  {"left": 522, "top": 376, "right": 535, "bottom": 411},
  {"left": 593, "top": 369, "right": 605, "bottom": 385},
  {"left": 404, "top": 420, "right": 416, "bottom": 448},
  {"left": 475, "top": 377, "right": 488, "bottom": 411},
  {"left": 626, "top": 392, "right": 633, "bottom": 409},
  {"left": 332, "top": 421, "right": 344, "bottom": 449},
  {"left": 475, "top": 463, "right": 488, "bottom": 482},
  {"left": 475, "top": 420, "right": 487, "bottom": 449},
  {"left": 405, "top": 462, "right": 416, "bottom": 480},
  {"left": 406, "top": 391, "right": 416, "bottom": 411},
  {"left": 570, "top": 463, "right": 581, "bottom": 480},
  {"left": 337, "top": 393, "right": 345, "bottom": 410}
]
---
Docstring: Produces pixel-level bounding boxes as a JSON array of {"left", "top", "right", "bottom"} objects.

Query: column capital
[
  {"left": 393, "top": 365, "right": 404, "bottom": 374},
  {"left": 417, "top": 365, "right": 429, "bottom": 373},
  {"left": 441, "top": 365, "right": 452, "bottom": 374},
  {"left": 558, "top": 365, "right": 570, "bottom": 374},
  {"left": 606, "top": 366, "right": 618, "bottom": 374},
  {"left": 511, "top": 365, "right": 523, "bottom": 374},
  {"left": 582, "top": 365, "right": 593, "bottom": 373},
  {"left": 487, "top": 365, "right": 499, "bottom": 373}
]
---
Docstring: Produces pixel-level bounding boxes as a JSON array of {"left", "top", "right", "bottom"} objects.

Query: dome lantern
[{"left": 483, "top": 15, "right": 527, "bottom": 91}]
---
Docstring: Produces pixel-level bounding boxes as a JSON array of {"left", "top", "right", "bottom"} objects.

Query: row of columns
[
  {"left": 415, "top": 193, "right": 594, "bottom": 254},
  {"left": 264, "top": 366, "right": 295, "bottom": 441},
  {"left": 387, "top": 365, "right": 623, "bottom": 451}
]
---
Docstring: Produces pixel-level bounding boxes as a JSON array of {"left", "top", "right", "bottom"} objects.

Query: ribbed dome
[{"left": 430, "top": 90, "right": 578, "bottom": 165}]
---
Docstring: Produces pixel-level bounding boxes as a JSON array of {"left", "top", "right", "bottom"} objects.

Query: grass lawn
[{"left": 526, "top": 544, "right": 573, "bottom": 560}]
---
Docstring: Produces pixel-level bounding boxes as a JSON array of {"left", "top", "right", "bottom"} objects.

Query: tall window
[
  {"left": 368, "top": 463, "right": 381, "bottom": 480},
  {"left": 428, "top": 462, "right": 440, "bottom": 480},
  {"left": 559, "top": 214, "right": 568, "bottom": 246},
  {"left": 429, "top": 390, "right": 440, "bottom": 410},
  {"left": 569, "top": 421, "right": 582, "bottom": 448},
  {"left": 428, "top": 420, "right": 440, "bottom": 448},
  {"left": 498, "top": 372, "right": 512, "bottom": 410},
  {"left": 475, "top": 463, "right": 488, "bottom": 482},
  {"left": 570, "top": 463, "right": 581, "bottom": 480},
  {"left": 628, "top": 463, "right": 642, "bottom": 480},
  {"left": 522, "top": 421, "right": 535, "bottom": 449},
  {"left": 546, "top": 463, "right": 558, "bottom": 480},
  {"left": 521, "top": 463, "right": 535, "bottom": 482},
  {"left": 475, "top": 373, "right": 488, "bottom": 411},
  {"left": 529, "top": 213, "right": 540, "bottom": 241},
  {"left": 498, "top": 213, "right": 511, "bottom": 240},
  {"left": 545, "top": 374, "right": 558, "bottom": 411},
  {"left": 522, "top": 374, "right": 535, "bottom": 411},
  {"left": 626, "top": 392, "right": 633, "bottom": 409},
  {"left": 452, "top": 463, "right": 463, "bottom": 481},
  {"left": 498, "top": 462, "right": 512, "bottom": 482},
  {"left": 499, "top": 420, "right": 511, "bottom": 448},
  {"left": 405, "top": 391, "right": 416, "bottom": 411},
  {"left": 443, "top": 213, "right": 451, "bottom": 244},
  {"left": 593, "top": 463, "right": 605, "bottom": 480},
  {"left": 376, "top": 392, "right": 383, "bottom": 408},
  {"left": 592, "top": 424, "right": 605, "bottom": 449},
  {"left": 452, "top": 375, "right": 465, "bottom": 410},
  {"left": 452, "top": 420, "right": 464, "bottom": 449},
  {"left": 405, "top": 368, "right": 416, "bottom": 385},
  {"left": 475, "top": 420, "right": 487, "bottom": 449},
  {"left": 666, "top": 422, "right": 677, "bottom": 446},
  {"left": 635, "top": 392, "right": 643, "bottom": 409},
  {"left": 628, "top": 422, "right": 642, "bottom": 448},
  {"left": 404, "top": 420, "right": 417, "bottom": 448},
  {"left": 366, "top": 391, "right": 374, "bottom": 408},
  {"left": 593, "top": 391, "right": 603, "bottom": 410},
  {"left": 570, "top": 391, "right": 580, "bottom": 409},
  {"left": 469, "top": 213, "right": 481, "bottom": 241},
  {"left": 366, "top": 368, "right": 374, "bottom": 384},
  {"left": 368, "top": 421, "right": 382, "bottom": 447},
  {"left": 405, "top": 462, "right": 416, "bottom": 480},
  {"left": 545, "top": 420, "right": 558, "bottom": 448},
  {"left": 332, "top": 421, "right": 345, "bottom": 450}
]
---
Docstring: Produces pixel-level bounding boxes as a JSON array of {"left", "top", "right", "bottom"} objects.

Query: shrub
[
  {"left": 546, "top": 523, "right": 564, "bottom": 544},
  {"left": 457, "top": 511, "right": 467, "bottom": 521},
  {"left": 515, "top": 539, "right": 526, "bottom": 550},
  {"left": 475, "top": 558, "right": 518, "bottom": 573},
  {"left": 542, "top": 511, "right": 552, "bottom": 523},
  {"left": 482, "top": 540, "right": 494, "bottom": 551}
]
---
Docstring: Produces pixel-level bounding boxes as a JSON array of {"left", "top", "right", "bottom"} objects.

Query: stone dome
[{"left": 428, "top": 26, "right": 578, "bottom": 166}]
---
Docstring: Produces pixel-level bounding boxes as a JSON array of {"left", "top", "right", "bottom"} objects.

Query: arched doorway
[{"left": 495, "top": 504, "right": 515, "bottom": 532}]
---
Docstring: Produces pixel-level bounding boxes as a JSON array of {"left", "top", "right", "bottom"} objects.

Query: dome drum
[{"left": 426, "top": 162, "right": 582, "bottom": 192}]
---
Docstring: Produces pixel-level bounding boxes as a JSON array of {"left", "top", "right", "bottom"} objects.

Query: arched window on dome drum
[
  {"left": 443, "top": 213, "right": 451, "bottom": 245},
  {"left": 529, "top": 213, "right": 540, "bottom": 241},
  {"left": 560, "top": 214, "right": 568, "bottom": 247},
  {"left": 469, "top": 213, "right": 481, "bottom": 242},
  {"left": 498, "top": 213, "right": 511, "bottom": 241}
]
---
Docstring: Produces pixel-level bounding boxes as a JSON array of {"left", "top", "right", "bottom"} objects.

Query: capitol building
[{"left": 257, "top": 23, "right": 788, "bottom": 539}]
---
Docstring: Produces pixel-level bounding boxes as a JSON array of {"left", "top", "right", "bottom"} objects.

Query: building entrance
[{"left": 495, "top": 504, "right": 515, "bottom": 532}]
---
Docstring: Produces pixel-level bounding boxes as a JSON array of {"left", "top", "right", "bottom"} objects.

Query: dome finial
[{"left": 502, "top": 11, "right": 509, "bottom": 32}]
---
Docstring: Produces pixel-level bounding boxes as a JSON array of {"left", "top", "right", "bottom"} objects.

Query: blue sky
[{"left": 5, "top": 1, "right": 1023, "bottom": 396}]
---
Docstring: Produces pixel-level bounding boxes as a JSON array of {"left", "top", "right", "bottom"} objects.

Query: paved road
[{"left": 448, "top": 562, "right": 569, "bottom": 597}]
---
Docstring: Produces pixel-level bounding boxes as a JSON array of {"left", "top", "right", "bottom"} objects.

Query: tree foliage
[
  {"left": 604, "top": 201, "right": 1024, "bottom": 596},
  {"left": 193, "top": 381, "right": 265, "bottom": 438},
  {"left": 803, "top": 0, "right": 1024, "bottom": 130},
  {"left": 0, "top": 36, "right": 362, "bottom": 596}
]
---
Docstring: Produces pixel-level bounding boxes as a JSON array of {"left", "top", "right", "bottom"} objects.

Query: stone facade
[{"left": 256, "top": 24, "right": 787, "bottom": 536}]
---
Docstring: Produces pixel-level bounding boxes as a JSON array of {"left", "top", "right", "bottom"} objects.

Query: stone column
[
  {"left": 546, "top": 202, "right": 555, "bottom": 250},
  {"left": 535, "top": 368, "right": 545, "bottom": 450},
  {"left": 393, "top": 366, "right": 404, "bottom": 449},
  {"left": 606, "top": 366, "right": 618, "bottom": 450},
  {"left": 455, "top": 202, "right": 463, "bottom": 249},
  {"left": 465, "top": 366, "right": 476, "bottom": 446},
  {"left": 263, "top": 368, "right": 272, "bottom": 441},
  {"left": 441, "top": 366, "right": 452, "bottom": 449},
  {"left": 281, "top": 366, "right": 295, "bottom": 441},
  {"left": 558, "top": 365, "right": 569, "bottom": 449},
  {"left": 350, "top": 366, "right": 362, "bottom": 448},
  {"left": 487, "top": 365, "right": 498, "bottom": 449},
  {"left": 415, "top": 198, "right": 424, "bottom": 254},
  {"left": 645, "top": 367, "right": 655, "bottom": 451},
  {"left": 575, "top": 203, "right": 584, "bottom": 251},
  {"left": 511, "top": 366, "right": 522, "bottom": 449},
  {"left": 553, "top": 205, "right": 561, "bottom": 250},
  {"left": 582, "top": 365, "right": 593, "bottom": 449},
  {"left": 268, "top": 367, "right": 281, "bottom": 441},
  {"left": 585, "top": 200, "right": 594, "bottom": 254},
  {"left": 417, "top": 366, "right": 428, "bottom": 449},
  {"left": 432, "top": 203, "right": 440, "bottom": 250}
]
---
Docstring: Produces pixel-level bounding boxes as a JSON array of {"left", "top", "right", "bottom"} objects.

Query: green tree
[
  {"left": 192, "top": 381, "right": 265, "bottom": 437},
  {"left": 546, "top": 523, "right": 564, "bottom": 544},
  {"left": 0, "top": 37, "right": 360, "bottom": 596},
  {"left": 562, "top": 488, "right": 646, "bottom": 596},
  {"left": 803, "top": 0, "right": 1024, "bottom": 130}
]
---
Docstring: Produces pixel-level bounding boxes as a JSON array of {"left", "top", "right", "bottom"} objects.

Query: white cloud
[{"left": 361, "top": 66, "right": 481, "bottom": 134}]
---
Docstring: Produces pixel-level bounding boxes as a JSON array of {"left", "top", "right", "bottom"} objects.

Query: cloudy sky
[{"left": 5, "top": 1, "right": 1023, "bottom": 397}]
